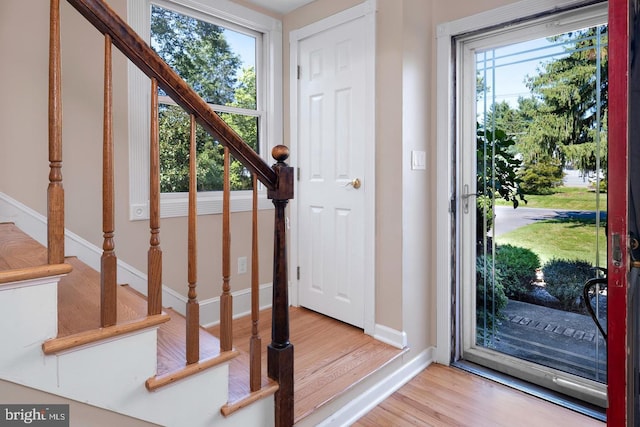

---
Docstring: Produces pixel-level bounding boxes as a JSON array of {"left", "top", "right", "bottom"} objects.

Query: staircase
[
  {"left": 0, "top": 0, "right": 294, "bottom": 425},
  {"left": 0, "top": 221, "right": 275, "bottom": 426}
]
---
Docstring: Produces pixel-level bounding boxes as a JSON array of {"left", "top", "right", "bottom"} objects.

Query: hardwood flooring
[
  {"left": 210, "top": 306, "right": 604, "bottom": 426},
  {"left": 206, "top": 306, "right": 404, "bottom": 423},
  {"left": 354, "top": 363, "right": 605, "bottom": 427}
]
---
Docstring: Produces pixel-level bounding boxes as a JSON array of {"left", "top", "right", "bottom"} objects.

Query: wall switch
[
  {"left": 411, "top": 150, "right": 426, "bottom": 170},
  {"left": 238, "top": 256, "right": 248, "bottom": 274}
]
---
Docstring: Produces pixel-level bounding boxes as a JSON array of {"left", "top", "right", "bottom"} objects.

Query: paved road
[{"left": 492, "top": 206, "right": 606, "bottom": 237}]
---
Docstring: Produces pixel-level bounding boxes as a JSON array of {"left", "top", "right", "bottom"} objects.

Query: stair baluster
[
  {"left": 101, "top": 34, "right": 117, "bottom": 327},
  {"left": 186, "top": 114, "right": 200, "bottom": 365},
  {"left": 221, "top": 147, "right": 233, "bottom": 352},
  {"left": 48, "top": 0, "right": 64, "bottom": 265},
  {"left": 250, "top": 174, "right": 262, "bottom": 392},
  {"left": 148, "top": 78, "right": 162, "bottom": 316}
]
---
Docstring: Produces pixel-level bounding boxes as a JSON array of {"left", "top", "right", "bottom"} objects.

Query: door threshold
[{"left": 452, "top": 360, "right": 606, "bottom": 422}]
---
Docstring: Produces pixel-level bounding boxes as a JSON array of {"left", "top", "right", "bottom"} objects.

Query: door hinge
[
  {"left": 297, "top": 65, "right": 301, "bottom": 80},
  {"left": 297, "top": 266, "right": 300, "bottom": 280},
  {"left": 297, "top": 167, "right": 300, "bottom": 181}
]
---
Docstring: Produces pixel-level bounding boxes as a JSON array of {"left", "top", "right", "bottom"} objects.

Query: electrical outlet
[{"left": 237, "top": 256, "right": 248, "bottom": 274}]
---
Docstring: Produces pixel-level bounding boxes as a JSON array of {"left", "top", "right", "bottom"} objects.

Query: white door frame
[{"left": 289, "top": 0, "right": 377, "bottom": 335}]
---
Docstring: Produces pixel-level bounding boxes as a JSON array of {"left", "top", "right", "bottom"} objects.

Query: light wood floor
[
  {"left": 354, "top": 363, "right": 605, "bottom": 427},
  {"left": 207, "top": 306, "right": 404, "bottom": 423},
  {"left": 209, "top": 307, "right": 604, "bottom": 426}
]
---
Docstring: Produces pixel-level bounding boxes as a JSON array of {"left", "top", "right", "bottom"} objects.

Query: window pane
[
  {"left": 150, "top": 4, "right": 257, "bottom": 108},
  {"left": 474, "top": 25, "right": 608, "bottom": 383},
  {"left": 158, "top": 105, "right": 257, "bottom": 192},
  {"left": 219, "top": 111, "right": 259, "bottom": 190},
  {"left": 151, "top": 4, "right": 260, "bottom": 193}
]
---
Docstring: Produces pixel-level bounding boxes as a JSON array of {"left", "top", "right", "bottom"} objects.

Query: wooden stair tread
[
  {"left": 226, "top": 352, "right": 275, "bottom": 403},
  {"left": 0, "top": 223, "right": 49, "bottom": 270},
  {"left": 206, "top": 316, "right": 277, "bottom": 412},
  {"left": 156, "top": 308, "right": 227, "bottom": 377},
  {"left": 57, "top": 257, "right": 149, "bottom": 336}
]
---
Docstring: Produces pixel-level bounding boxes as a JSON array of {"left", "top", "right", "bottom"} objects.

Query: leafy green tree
[
  {"left": 219, "top": 67, "right": 259, "bottom": 190},
  {"left": 476, "top": 124, "right": 526, "bottom": 244},
  {"left": 151, "top": 6, "right": 258, "bottom": 192},
  {"left": 483, "top": 101, "right": 527, "bottom": 139},
  {"left": 477, "top": 125, "right": 525, "bottom": 208},
  {"left": 522, "top": 27, "right": 607, "bottom": 168},
  {"left": 151, "top": 5, "right": 240, "bottom": 104}
]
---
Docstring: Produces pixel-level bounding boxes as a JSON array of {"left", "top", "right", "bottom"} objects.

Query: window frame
[{"left": 127, "top": 0, "right": 282, "bottom": 220}]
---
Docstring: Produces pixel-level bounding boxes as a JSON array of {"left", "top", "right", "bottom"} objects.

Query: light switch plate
[{"left": 411, "top": 150, "right": 426, "bottom": 170}]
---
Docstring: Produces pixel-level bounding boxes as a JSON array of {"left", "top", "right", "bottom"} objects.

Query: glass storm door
[{"left": 457, "top": 3, "right": 609, "bottom": 408}]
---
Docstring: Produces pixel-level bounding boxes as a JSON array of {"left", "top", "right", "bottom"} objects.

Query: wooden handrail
[{"left": 65, "top": 0, "right": 277, "bottom": 190}]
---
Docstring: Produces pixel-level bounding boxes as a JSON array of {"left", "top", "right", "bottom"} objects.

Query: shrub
[
  {"left": 476, "top": 255, "right": 508, "bottom": 346},
  {"left": 518, "top": 158, "right": 563, "bottom": 195},
  {"left": 476, "top": 195, "right": 494, "bottom": 243},
  {"left": 495, "top": 244, "right": 540, "bottom": 300},
  {"left": 542, "top": 258, "right": 594, "bottom": 312}
]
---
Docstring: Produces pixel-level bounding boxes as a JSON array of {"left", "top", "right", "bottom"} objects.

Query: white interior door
[{"left": 296, "top": 15, "right": 368, "bottom": 328}]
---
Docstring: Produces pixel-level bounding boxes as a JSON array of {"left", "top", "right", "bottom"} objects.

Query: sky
[
  {"left": 223, "top": 28, "right": 256, "bottom": 75},
  {"left": 476, "top": 25, "right": 606, "bottom": 110},
  {"left": 476, "top": 37, "right": 568, "bottom": 108}
]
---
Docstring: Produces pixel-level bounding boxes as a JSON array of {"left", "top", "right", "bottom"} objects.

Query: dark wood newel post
[{"left": 267, "top": 145, "right": 294, "bottom": 427}]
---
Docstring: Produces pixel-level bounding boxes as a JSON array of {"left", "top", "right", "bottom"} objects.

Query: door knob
[{"left": 345, "top": 178, "right": 361, "bottom": 189}]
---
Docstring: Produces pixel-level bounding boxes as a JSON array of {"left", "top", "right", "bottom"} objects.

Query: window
[{"left": 128, "top": 0, "right": 282, "bottom": 219}]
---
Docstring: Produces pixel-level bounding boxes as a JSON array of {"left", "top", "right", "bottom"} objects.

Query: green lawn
[
  {"left": 495, "top": 218, "right": 607, "bottom": 264},
  {"left": 495, "top": 186, "right": 607, "bottom": 211},
  {"left": 494, "top": 186, "right": 607, "bottom": 264}
]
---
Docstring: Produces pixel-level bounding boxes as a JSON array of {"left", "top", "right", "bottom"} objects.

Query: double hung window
[{"left": 128, "top": 0, "right": 282, "bottom": 219}]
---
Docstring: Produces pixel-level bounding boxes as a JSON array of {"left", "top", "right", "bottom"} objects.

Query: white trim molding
[
  {"left": 313, "top": 347, "right": 434, "bottom": 427},
  {"left": 373, "top": 324, "right": 407, "bottom": 350}
]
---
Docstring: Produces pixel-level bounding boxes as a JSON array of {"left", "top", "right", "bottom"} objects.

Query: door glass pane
[{"left": 475, "top": 24, "right": 608, "bottom": 383}]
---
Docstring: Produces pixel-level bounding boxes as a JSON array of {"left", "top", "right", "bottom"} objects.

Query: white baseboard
[
  {"left": 316, "top": 347, "right": 435, "bottom": 427},
  {"left": 200, "top": 283, "right": 273, "bottom": 327},
  {"left": 0, "top": 192, "right": 272, "bottom": 325},
  {"left": 373, "top": 324, "right": 407, "bottom": 349}
]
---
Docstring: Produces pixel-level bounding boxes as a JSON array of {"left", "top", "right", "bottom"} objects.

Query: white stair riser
[{"left": 0, "top": 279, "right": 59, "bottom": 389}]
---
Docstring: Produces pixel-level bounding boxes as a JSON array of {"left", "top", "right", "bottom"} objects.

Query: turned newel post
[{"left": 267, "top": 145, "right": 294, "bottom": 427}]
